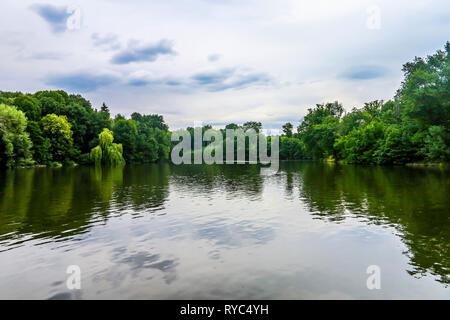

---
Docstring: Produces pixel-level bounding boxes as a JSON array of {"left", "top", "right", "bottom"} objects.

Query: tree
[
  {"left": 13, "top": 94, "right": 41, "bottom": 121},
  {"left": 40, "top": 114, "right": 74, "bottom": 163},
  {"left": 334, "top": 121, "right": 384, "bottom": 164},
  {"left": 396, "top": 41, "right": 449, "bottom": 128},
  {"left": 421, "top": 126, "right": 450, "bottom": 161},
  {"left": 279, "top": 136, "right": 306, "bottom": 160},
  {"left": 339, "top": 108, "right": 372, "bottom": 136},
  {"left": 90, "top": 128, "right": 125, "bottom": 166},
  {"left": 362, "top": 100, "right": 383, "bottom": 119},
  {"left": 282, "top": 122, "right": 293, "bottom": 137},
  {"left": 0, "top": 104, "right": 33, "bottom": 167},
  {"left": 113, "top": 119, "right": 138, "bottom": 162},
  {"left": 34, "top": 90, "right": 67, "bottom": 115},
  {"left": 128, "top": 113, "right": 171, "bottom": 163},
  {"left": 243, "top": 121, "right": 262, "bottom": 133},
  {"left": 101, "top": 102, "right": 110, "bottom": 114},
  {"left": 26, "top": 121, "right": 52, "bottom": 164},
  {"left": 34, "top": 91, "right": 111, "bottom": 158},
  {"left": 298, "top": 102, "right": 343, "bottom": 159},
  {"left": 225, "top": 123, "right": 240, "bottom": 130},
  {"left": 131, "top": 112, "right": 169, "bottom": 131}
]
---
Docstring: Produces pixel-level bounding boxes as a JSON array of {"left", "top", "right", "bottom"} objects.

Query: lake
[{"left": 0, "top": 162, "right": 448, "bottom": 299}]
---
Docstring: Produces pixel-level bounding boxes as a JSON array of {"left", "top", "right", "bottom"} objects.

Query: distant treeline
[{"left": 0, "top": 42, "right": 448, "bottom": 167}]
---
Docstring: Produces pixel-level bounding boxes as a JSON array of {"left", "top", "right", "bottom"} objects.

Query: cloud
[
  {"left": 208, "top": 54, "right": 221, "bottom": 62},
  {"left": 45, "top": 72, "right": 118, "bottom": 92},
  {"left": 126, "top": 70, "right": 183, "bottom": 87},
  {"left": 191, "top": 68, "right": 272, "bottom": 91},
  {"left": 125, "top": 67, "right": 272, "bottom": 91},
  {"left": 91, "top": 33, "right": 121, "bottom": 51},
  {"left": 340, "top": 66, "right": 388, "bottom": 80},
  {"left": 192, "top": 68, "right": 235, "bottom": 85},
  {"left": 128, "top": 79, "right": 150, "bottom": 87},
  {"left": 24, "top": 51, "right": 66, "bottom": 60},
  {"left": 111, "top": 39, "right": 176, "bottom": 64},
  {"left": 128, "top": 78, "right": 183, "bottom": 87},
  {"left": 31, "top": 4, "right": 70, "bottom": 33}
]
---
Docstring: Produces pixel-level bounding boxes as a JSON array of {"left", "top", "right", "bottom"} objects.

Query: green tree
[
  {"left": 113, "top": 119, "right": 138, "bottom": 163},
  {"left": 13, "top": 94, "right": 41, "bottom": 121},
  {"left": 26, "top": 121, "right": 52, "bottom": 164},
  {"left": 282, "top": 122, "right": 293, "bottom": 137},
  {"left": 34, "top": 91, "right": 111, "bottom": 158},
  {"left": 396, "top": 42, "right": 449, "bottom": 128},
  {"left": 421, "top": 126, "right": 450, "bottom": 161},
  {"left": 0, "top": 104, "right": 33, "bottom": 167},
  {"left": 297, "top": 101, "right": 343, "bottom": 159},
  {"left": 90, "top": 128, "right": 125, "bottom": 166},
  {"left": 225, "top": 123, "right": 240, "bottom": 130},
  {"left": 242, "top": 121, "right": 262, "bottom": 133},
  {"left": 279, "top": 136, "right": 306, "bottom": 160},
  {"left": 101, "top": 102, "right": 110, "bottom": 114},
  {"left": 334, "top": 121, "right": 384, "bottom": 164}
]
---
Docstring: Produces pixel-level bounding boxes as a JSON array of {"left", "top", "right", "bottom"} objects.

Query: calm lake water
[{"left": 0, "top": 162, "right": 448, "bottom": 299}]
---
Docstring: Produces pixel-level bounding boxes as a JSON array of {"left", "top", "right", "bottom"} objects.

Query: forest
[{"left": 0, "top": 42, "right": 448, "bottom": 168}]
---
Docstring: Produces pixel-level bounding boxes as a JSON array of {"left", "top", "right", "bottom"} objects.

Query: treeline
[
  {"left": 0, "top": 42, "right": 448, "bottom": 167},
  {"left": 280, "top": 42, "right": 449, "bottom": 164},
  {"left": 178, "top": 42, "right": 449, "bottom": 164},
  {"left": 0, "top": 90, "right": 171, "bottom": 167}
]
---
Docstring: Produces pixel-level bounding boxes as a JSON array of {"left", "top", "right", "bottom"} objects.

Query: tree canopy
[{"left": 0, "top": 41, "right": 448, "bottom": 167}]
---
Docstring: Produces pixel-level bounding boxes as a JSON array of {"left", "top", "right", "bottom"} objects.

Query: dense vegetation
[
  {"left": 285, "top": 42, "right": 449, "bottom": 164},
  {"left": 0, "top": 42, "right": 448, "bottom": 167},
  {"left": 0, "top": 91, "right": 171, "bottom": 167},
  {"left": 181, "top": 43, "right": 449, "bottom": 164}
]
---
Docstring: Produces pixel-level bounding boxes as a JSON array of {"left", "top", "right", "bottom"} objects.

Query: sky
[{"left": 0, "top": 0, "right": 449, "bottom": 130}]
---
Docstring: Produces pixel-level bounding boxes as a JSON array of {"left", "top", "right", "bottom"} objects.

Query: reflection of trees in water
[
  {"left": 0, "top": 168, "right": 82, "bottom": 244},
  {"left": 169, "top": 164, "right": 264, "bottom": 200},
  {"left": 0, "top": 164, "right": 170, "bottom": 246},
  {"left": 288, "top": 162, "right": 450, "bottom": 285},
  {"left": 0, "top": 162, "right": 447, "bottom": 285},
  {"left": 114, "top": 163, "right": 170, "bottom": 214}
]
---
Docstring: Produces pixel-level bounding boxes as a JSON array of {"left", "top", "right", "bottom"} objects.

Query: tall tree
[
  {"left": 282, "top": 122, "right": 293, "bottom": 137},
  {"left": 40, "top": 114, "right": 74, "bottom": 163},
  {"left": 0, "top": 104, "right": 33, "bottom": 167},
  {"left": 242, "top": 121, "right": 262, "bottom": 133}
]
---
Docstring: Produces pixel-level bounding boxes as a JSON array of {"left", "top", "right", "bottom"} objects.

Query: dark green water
[{"left": 0, "top": 162, "right": 448, "bottom": 299}]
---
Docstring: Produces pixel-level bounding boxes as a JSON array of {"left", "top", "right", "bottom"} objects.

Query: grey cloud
[
  {"left": 111, "top": 39, "right": 176, "bottom": 64},
  {"left": 45, "top": 72, "right": 118, "bottom": 92},
  {"left": 31, "top": 4, "right": 70, "bottom": 33},
  {"left": 208, "top": 54, "right": 221, "bottom": 62},
  {"left": 340, "top": 66, "right": 388, "bottom": 80},
  {"left": 126, "top": 67, "right": 272, "bottom": 92},
  {"left": 191, "top": 68, "right": 272, "bottom": 91},
  {"left": 127, "top": 77, "right": 183, "bottom": 87},
  {"left": 191, "top": 68, "right": 235, "bottom": 85},
  {"left": 28, "top": 51, "right": 66, "bottom": 60}
]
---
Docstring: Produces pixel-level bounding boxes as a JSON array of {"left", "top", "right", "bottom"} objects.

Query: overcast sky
[{"left": 0, "top": 0, "right": 449, "bottom": 129}]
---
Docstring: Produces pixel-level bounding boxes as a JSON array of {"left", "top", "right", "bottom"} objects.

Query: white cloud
[{"left": 0, "top": 0, "right": 448, "bottom": 129}]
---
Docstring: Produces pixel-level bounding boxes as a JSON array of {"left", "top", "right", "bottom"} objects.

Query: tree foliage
[
  {"left": 90, "top": 128, "right": 125, "bottom": 166},
  {"left": 282, "top": 42, "right": 450, "bottom": 164},
  {"left": 40, "top": 114, "right": 74, "bottom": 163},
  {"left": 0, "top": 104, "right": 33, "bottom": 167}
]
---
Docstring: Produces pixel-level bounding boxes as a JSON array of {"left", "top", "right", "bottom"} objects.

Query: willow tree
[{"left": 90, "top": 128, "right": 125, "bottom": 166}]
